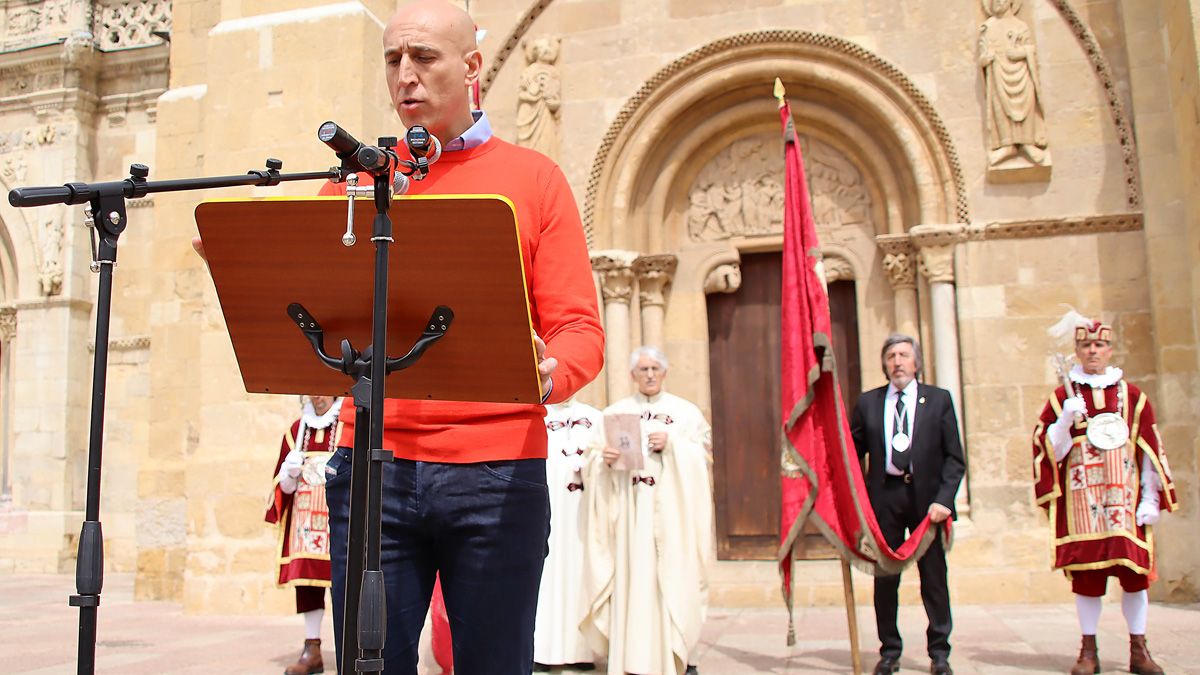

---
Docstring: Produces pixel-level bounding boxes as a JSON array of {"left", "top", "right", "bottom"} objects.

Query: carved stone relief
[
  {"left": 979, "top": 0, "right": 1051, "bottom": 178},
  {"left": 882, "top": 252, "right": 916, "bottom": 289},
  {"left": 516, "top": 36, "right": 562, "bottom": 160},
  {"left": 96, "top": 0, "right": 172, "bottom": 51},
  {"left": 0, "top": 307, "right": 16, "bottom": 342},
  {"left": 6, "top": 0, "right": 72, "bottom": 38},
  {"left": 822, "top": 255, "right": 854, "bottom": 283},
  {"left": 703, "top": 263, "right": 742, "bottom": 294},
  {"left": 38, "top": 211, "right": 66, "bottom": 297},
  {"left": 1, "top": 156, "right": 28, "bottom": 184},
  {"left": 1, "top": 0, "right": 86, "bottom": 53},
  {"left": 687, "top": 134, "right": 872, "bottom": 244}
]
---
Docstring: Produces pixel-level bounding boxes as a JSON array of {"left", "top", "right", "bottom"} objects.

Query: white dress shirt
[{"left": 882, "top": 379, "right": 918, "bottom": 476}]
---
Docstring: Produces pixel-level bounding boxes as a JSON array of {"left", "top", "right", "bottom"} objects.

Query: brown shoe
[
  {"left": 285, "top": 638, "right": 324, "bottom": 675},
  {"left": 1129, "top": 634, "right": 1164, "bottom": 675},
  {"left": 1070, "top": 635, "right": 1099, "bottom": 675}
]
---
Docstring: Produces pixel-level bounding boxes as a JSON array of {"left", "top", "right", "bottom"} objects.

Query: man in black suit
[{"left": 850, "top": 334, "right": 965, "bottom": 675}]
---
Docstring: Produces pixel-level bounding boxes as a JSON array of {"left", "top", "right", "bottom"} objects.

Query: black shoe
[
  {"left": 873, "top": 657, "right": 900, "bottom": 675},
  {"left": 684, "top": 667, "right": 699, "bottom": 675},
  {"left": 570, "top": 664, "right": 596, "bottom": 672},
  {"left": 532, "top": 663, "right": 551, "bottom": 673},
  {"left": 930, "top": 658, "right": 953, "bottom": 675}
]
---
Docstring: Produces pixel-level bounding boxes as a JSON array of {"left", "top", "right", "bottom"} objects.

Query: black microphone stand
[
  {"left": 288, "top": 126, "right": 449, "bottom": 674},
  {"left": 7, "top": 159, "right": 345, "bottom": 675}
]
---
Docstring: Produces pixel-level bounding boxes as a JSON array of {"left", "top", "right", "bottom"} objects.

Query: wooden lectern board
[{"left": 194, "top": 195, "right": 542, "bottom": 404}]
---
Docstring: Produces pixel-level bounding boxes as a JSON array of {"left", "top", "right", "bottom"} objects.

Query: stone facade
[{"left": 0, "top": 0, "right": 1197, "bottom": 614}]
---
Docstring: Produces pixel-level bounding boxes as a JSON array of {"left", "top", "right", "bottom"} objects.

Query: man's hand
[
  {"left": 1058, "top": 396, "right": 1086, "bottom": 422},
  {"left": 1135, "top": 501, "right": 1160, "bottom": 526},
  {"left": 647, "top": 431, "right": 668, "bottom": 453},
  {"left": 191, "top": 236, "right": 207, "bottom": 262},
  {"left": 281, "top": 449, "right": 304, "bottom": 479},
  {"left": 602, "top": 446, "right": 620, "bottom": 466},
  {"left": 928, "top": 503, "right": 952, "bottom": 524},
  {"left": 533, "top": 333, "right": 558, "bottom": 395}
]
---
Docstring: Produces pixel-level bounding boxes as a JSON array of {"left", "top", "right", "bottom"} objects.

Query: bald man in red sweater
[
  {"left": 192, "top": 3, "right": 601, "bottom": 671},
  {"left": 317, "top": 3, "right": 603, "bottom": 675}
]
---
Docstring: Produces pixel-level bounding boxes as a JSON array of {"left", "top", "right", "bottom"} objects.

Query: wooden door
[{"left": 707, "top": 252, "right": 861, "bottom": 560}]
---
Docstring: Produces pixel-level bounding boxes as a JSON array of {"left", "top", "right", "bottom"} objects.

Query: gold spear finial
[{"left": 774, "top": 78, "right": 786, "bottom": 108}]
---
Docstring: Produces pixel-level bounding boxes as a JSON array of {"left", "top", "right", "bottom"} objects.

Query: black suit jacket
[{"left": 850, "top": 382, "right": 965, "bottom": 517}]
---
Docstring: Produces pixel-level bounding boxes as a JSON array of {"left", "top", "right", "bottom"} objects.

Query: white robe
[
  {"left": 581, "top": 391, "right": 713, "bottom": 675},
  {"left": 534, "top": 400, "right": 603, "bottom": 666}
]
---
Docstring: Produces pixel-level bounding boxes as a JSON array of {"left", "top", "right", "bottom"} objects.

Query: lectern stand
[{"left": 197, "top": 194, "right": 542, "bottom": 673}]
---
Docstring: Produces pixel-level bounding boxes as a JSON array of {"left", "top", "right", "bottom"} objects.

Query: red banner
[{"left": 776, "top": 92, "right": 949, "bottom": 645}]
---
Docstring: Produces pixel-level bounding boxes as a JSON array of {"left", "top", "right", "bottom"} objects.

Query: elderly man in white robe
[
  {"left": 535, "top": 395, "right": 604, "bottom": 671},
  {"left": 581, "top": 346, "right": 713, "bottom": 675}
]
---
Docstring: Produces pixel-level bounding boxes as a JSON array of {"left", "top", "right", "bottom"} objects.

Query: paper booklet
[{"left": 604, "top": 413, "right": 644, "bottom": 471}]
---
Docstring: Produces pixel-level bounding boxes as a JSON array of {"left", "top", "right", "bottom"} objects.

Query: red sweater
[{"left": 320, "top": 137, "right": 604, "bottom": 462}]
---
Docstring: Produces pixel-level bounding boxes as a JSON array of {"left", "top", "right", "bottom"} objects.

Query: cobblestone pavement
[{"left": 3, "top": 574, "right": 1197, "bottom": 673}]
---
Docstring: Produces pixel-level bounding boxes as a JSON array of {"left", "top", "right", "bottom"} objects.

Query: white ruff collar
[
  {"left": 1069, "top": 364, "right": 1123, "bottom": 389},
  {"left": 301, "top": 398, "right": 341, "bottom": 429}
]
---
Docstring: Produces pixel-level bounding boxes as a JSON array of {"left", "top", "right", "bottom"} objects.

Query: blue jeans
[{"left": 326, "top": 447, "right": 551, "bottom": 675}]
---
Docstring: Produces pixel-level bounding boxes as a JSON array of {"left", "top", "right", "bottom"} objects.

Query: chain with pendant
[{"left": 1071, "top": 380, "right": 1130, "bottom": 451}]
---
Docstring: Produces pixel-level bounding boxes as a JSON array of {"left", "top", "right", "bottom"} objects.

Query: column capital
[
  {"left": 910, "top": 225, "right": 965, "bottom": 284},
  {"left": 875, "top": 234, "right": 916, "bottom": 290},
  {"left": 591, "top": 249, "right": 638, "bottom": 304},
  {"left": 632, "top": 254, "right": 677, "bottom": 308},
  {"left": 0, "top": 306, "right": 15, "bottom": 342}
]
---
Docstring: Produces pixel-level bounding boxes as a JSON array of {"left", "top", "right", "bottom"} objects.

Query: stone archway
[
  {"left": 585, "top": 30, "right": 965, "bottom": 399},
  {"left": 584, "top": 30, "right": 967, "bottom": 251},
  {"left": 584, "top": 30, "right": 974, "bottom": 514}
]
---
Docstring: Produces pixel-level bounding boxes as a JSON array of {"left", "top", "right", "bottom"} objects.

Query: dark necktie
[{"left": 890, "top": 393, "right": 910, "bottom": 472}]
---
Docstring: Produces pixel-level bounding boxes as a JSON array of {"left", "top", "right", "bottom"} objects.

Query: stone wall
[{"left": 0, "top": 0, "right": 1197, "bottom": 613}]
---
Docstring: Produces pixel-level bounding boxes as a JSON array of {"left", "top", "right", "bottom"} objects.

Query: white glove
[
  {"left": 1058, "top": 396, "right": 1086, "bottom": 422},
  {"left": 282, "top": 450, "right": 304, "bottom": 478},
  {"left": 1136, "top": 500, "right": 1160, "bottom": 526},
  {"left": 1136, "top": 482, "right": 1161, "bottom": 526},
  {"left": 277, "top": 450, "right": 303, "bottom": 495},
  {"left": 1049, "top": 397, "right": 1087, "bottom": 462}
]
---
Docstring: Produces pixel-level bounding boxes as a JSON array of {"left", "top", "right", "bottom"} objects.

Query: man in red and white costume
[
  {"left": 267, "top": 395, "right": 343, "bottom": 675},
  {"left": 1032, "top": 311, "right": 1178, "bottom": 675}
]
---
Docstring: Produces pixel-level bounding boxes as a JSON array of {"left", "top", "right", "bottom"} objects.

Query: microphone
[
  {"left": 317, "top": 121, "right": 393, "bottom": 173},
  {"left": 404, "top": 126, "right": 441, "bottom": 181}
]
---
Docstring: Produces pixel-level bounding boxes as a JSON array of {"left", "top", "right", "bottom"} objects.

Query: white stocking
[
  {"left": 304, "top": 607, "right": 324, "bottom": 640},
  {"left": 1075, "top": 594, "right": 1102, "bottom": 635},
  {"left": 1122, "top": 590, "right": 1148, "bottom": 635}
]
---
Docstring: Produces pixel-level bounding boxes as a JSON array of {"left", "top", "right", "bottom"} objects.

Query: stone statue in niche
[
  {"left": 516, "top": 36, "right": 562, "bottom": 159},
  {"left": 39, "top": 212, "right": 65, "bottom": 296},
  {"left": 979, "top": 0, "right": 1049, "bottom": 170}
]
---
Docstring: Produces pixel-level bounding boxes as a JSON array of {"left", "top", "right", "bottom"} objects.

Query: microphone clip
[{"left": 395, "top": 126, "right": 441, "bottom": 182}]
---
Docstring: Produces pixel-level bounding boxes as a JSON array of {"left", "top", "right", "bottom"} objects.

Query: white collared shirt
[{"left": 882, "top": 379, "right": 918, "bottom": 476}]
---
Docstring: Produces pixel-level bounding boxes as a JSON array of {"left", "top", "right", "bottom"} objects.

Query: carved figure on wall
[
  {"left": 39, "top": 213, "right": 65, "bottom": 297},
  {"left": 703, "top": 263, "right": 742, "bottom": 294},
  {"left": 516, "top": 36, "right": 562, "bottom": 159},
  {"left": 687, "top": 134, "right": 872, "bottom": 242},
  {"left": 978, "top": 0, "right": 1048, "bottom": 167},
  {"left": 1, "top": 156, "right": 28, "bottom": 184}
]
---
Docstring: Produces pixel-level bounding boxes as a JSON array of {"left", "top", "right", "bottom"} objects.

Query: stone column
[
  {"left": 876, "top": 234, "right": 919, "bottom": 337},
  {"left": 0, "top": 306, "right": 14, "bottom": 500},
  {"left": 911, "top": 224, "right": 968, "bottom": 516},
  {"left": 592, "top": 251, "right": 638, "bottom": 402},
  {"left": 632, "top": 254, "right": 677, "bottom": 351}
]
